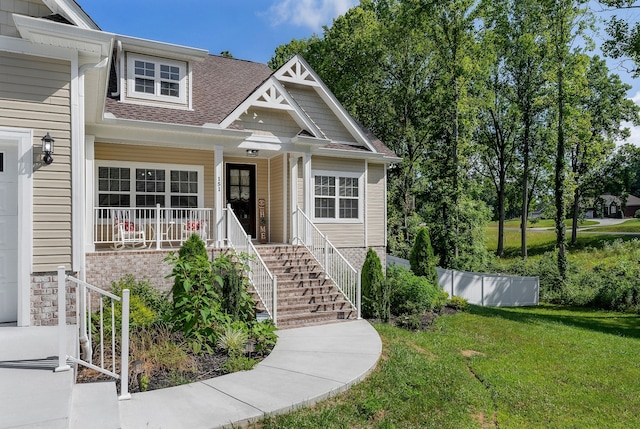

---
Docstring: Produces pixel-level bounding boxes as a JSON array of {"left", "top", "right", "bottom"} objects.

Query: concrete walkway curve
[{"left": 119, "top": 320, "right": 382, "bottom": 429}]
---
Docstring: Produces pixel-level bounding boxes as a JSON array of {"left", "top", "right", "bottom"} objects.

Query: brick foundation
[
  {"left": 85, "top": 248, "right": 223, "bottom": 294},
  {"left": 30, "top": 272, "right": 77, "bottom": 326},
  {"left": 337, "top": 246, "right": 386, "bottom": 272}
]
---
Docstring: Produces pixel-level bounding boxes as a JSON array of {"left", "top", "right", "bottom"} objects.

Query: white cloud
[{"left": 267, "top": 0, "right": 358, "bottom": 32}]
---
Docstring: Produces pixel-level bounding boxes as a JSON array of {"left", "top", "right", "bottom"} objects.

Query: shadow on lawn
[{"left": 471, "top": 305, "right": 640, "bottom": 340}]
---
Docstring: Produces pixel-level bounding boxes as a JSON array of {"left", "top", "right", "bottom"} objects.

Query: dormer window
[{"left": 126, "top": 53, "right": 186, "bottom": 104}]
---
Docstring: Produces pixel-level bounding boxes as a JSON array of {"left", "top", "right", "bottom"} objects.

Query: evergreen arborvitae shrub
[
  {"left": 222, "top": 267, "right": 243, "bottom": 320},
  {"left": 178, "top": 234, "right": 208, "bottom": 262},
  {"left": 361, "top": 248, "right": 389, "bottom": 322},
  {"left": 410, "top": 227, "right": 437, "bottom": 284}
]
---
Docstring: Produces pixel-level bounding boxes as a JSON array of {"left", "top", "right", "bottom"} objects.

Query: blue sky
[
  {"left": 79, "top": 0, "right": 358, "bottom": 64},
  {"left": 79, "top": 0, "right": 640, "bottom": 144}
]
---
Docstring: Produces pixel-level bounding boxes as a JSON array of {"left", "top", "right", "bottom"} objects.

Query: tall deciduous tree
[
  {"left": 568, "top": 55, "right": 639, "bottom": 244},
  {"left": 545, "top": 0, "right": 591, "bottom": 280}
]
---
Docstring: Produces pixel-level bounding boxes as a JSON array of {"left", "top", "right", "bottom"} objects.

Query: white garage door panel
[
  {"left": 0, "top": 141, "right": 18, "bottom": 323},
  {"left": 0, "top": 251, "right": 17, "bottom": 282},
  {"left": 0, "top": 217, "right": 18, "bottom": 250},
  {"left": 0, "top": 183, "right": 18, "bottom": 216}
]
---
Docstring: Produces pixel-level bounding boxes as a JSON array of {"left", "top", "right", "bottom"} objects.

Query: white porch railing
[
  {"left": 56, "top": 266, "right": 131, "bottom": 400},
  {"left": 293, "top": 208, "right": 361, "bottom": 319},
  {"left": 224, "top": 205, "right": 278, "bottom": 325},
  {"left": 93, "top": 205, "right": 213, "bottom": 249}
]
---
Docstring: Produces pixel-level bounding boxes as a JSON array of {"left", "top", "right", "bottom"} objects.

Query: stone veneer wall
[
  {"left": 30, "top": 272, "right": 77, "bottom": 326},
  {"left": 338, "top": 246, "right": 386, "bottom": 273}
]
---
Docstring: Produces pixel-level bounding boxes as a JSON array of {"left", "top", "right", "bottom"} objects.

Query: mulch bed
[{"left": 76, "top": 348, "right": 265, "bottom": 393}]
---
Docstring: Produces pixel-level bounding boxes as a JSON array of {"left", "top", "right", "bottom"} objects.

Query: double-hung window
[
  {"left": 313, "top": 171, "right": 362, "bottom": 222},
  {"left": 97, "top": 161, "right": 202, "bottom": 212},
  {"left": 127, "top": 54, "right": 186, "bottom": 104}
]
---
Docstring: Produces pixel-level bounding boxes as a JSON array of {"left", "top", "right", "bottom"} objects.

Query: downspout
[
  {"left": 76, "top": 56, "right": 109, "bottom": 361},
  {"left": 110, "top": 40, "right": 122, "bottom": 98}
]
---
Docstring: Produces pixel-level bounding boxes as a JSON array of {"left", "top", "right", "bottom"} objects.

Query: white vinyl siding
[
  {"left": 0, "top": 52, "right": 71, "bottom": 272},
  {"left": 367, "top": 163, "right": 386, "bottom": 247},
  {"left": 0, "top": 0, "right": 53, "bottom": 38}
]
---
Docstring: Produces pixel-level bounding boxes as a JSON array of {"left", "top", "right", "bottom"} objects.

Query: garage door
[{"left": 0, "top": 142, "right": 18, "bottom": 323}]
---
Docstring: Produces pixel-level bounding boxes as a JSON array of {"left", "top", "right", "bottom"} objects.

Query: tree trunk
[
  {"left": 521, "top": 118, "right": 530, "bottom": 259},
  {"left": 556, "top": 64, "right": 567, "bottom": 280},
  {"left": 571, "top": 187, "right": 580, "bottom": 245}
]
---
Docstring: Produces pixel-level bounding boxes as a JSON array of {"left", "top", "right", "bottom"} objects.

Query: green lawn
[
  {"left": 257, "top": 306, "right": 640, "bottom": 429},
  {"left": 485, "top": 227, "right": 637, "bottom": 258},
  {"left": 488, "top": 219, "right": 599, "bottom": 228}
]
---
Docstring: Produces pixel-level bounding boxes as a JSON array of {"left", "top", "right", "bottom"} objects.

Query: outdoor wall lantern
[
  {"left": 246, "top": 149, "right": 259, "bottom": 157},
  {"left": 41, "top": 132, "right": 54, "bottom": 165}
]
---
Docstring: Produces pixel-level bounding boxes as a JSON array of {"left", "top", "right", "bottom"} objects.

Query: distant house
[
  {"left": 585, "top": 194, "right": 640, "bottom": 219},
  {"left": 0, "top": 0, "right": 399, "bottom": 327}
]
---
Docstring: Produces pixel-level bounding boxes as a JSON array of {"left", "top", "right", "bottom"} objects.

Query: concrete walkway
[
  {"left": 119, "top": 320, "right": 381, "bottom": 428},
  {"left": 0, "top": 324, "right": 76, "bottom": 429},
  {"left": 0, "top": 320, "right": 381, "bottom": 429}
]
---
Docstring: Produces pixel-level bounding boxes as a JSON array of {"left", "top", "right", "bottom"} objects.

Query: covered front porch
[{"left": 85, "top": 140, "right": 320, "bottom": 253}]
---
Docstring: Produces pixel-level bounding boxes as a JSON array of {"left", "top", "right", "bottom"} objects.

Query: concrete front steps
[{"left": 255, "top": 245, "right": 357, "bottom": 329}]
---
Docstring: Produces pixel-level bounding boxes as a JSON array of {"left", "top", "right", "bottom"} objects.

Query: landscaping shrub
[
  {"left": 387, "top": 265, "right": 448, "bottom": 317},
  {"left": 251, "top": 320, "right": 278, "bottom": 356},
  {"left": 635, "top": 209, "right": 640, "bottom": 219},
  {"left": 409, "top": 227, "right": 437, "bottom": 284},
  {"left": 165, "top": 240, "right": 230, "bottom": 353},
  {"left": 447, "top": 296, "right": 468, "bottom": 311},
  {"left": 218, "top": 253, "right": 256, "bottom": 323},
  {"left": 96, "top": 276, "right": 169, "bottom": 339},
  {"left": 492, "top": 240, "right": 640, "bottom": 313},
  {"left": 361, "top": 248, "right": 389, "bottom": 321},
  {"left": 217, "top": 323, "right": 249, "bottom": 358}
]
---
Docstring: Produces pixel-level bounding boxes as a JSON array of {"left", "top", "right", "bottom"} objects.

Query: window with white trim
[
  {"left": 97, "top": 162, "right": 202, "bottom": 210},
  {"left": 313, "top": 172, "right": 362, "bottom": 221},
  {"left": 126, "top": 53, "right": 186, "bottom": 103}
]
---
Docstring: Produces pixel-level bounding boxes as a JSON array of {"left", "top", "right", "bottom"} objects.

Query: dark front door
[{"left": 226, "top": 164, "right": 256, "bottom": 237}]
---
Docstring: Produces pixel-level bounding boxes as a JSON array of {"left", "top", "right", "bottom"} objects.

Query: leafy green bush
[
  {"left": 165, "top": 242, "right": 230, "bottom": 353},
  {"left": 635, "top": 209, "right": 640, "bottom": 219},
  {"left": 410, "top": 227, "right": 437, "bottom": 284},
  {"left": 361, "top": 248, "right": 389, "bottom": 321},
  {"left": 251, "top": 320, "right": 277, "bottom": 356},
  {"left": 222, "top": 356, "right": 257, "bottom": 373},
  {"left": 447, "top": 296, "right": 468, "bottom": 311},
  {"left": 387, "top": 265, "right": 448, "bottom": 317}
]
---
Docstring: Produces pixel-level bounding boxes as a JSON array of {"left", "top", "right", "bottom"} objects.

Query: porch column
[
  {"left": 303, "top": 152, "right": 312, "bottom": 217},
  {"left": 214, "top": 146, "right": 224, "bottom": 247},
  {"left": 289, "top": 153, "right": 299, "bottom": 244}
]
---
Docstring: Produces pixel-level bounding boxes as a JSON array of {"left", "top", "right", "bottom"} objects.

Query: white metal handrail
[
  {"left": 56, "top": 266, "right": 131, "bottom": 400},
  {"left": 93, "top": 205, "right": 213, "bottom": 249},
  {"left": 224, "top": 205, "right": 277, "bottom": 325},
  {"left": 293, "top": 208, "right": 361, "bottom": 319}
]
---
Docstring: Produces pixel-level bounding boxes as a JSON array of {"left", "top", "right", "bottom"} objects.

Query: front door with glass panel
[{"left": 226, "top": 164, "right": 255, "bottom": 237}]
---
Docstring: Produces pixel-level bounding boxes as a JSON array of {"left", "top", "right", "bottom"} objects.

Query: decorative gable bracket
[
  {"left": 276, "top": 59, "right": 320, "bottom": 87},
  {"left": 220, "top": 77, "right": 322, "bottom": 137}
]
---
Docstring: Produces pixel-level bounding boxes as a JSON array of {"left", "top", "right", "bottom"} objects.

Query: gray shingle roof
[
  {"left": 104, "top": 54, "right": 397, "bottom": 160},
  {"left": 106, "top": 55, "right": 272, "bottom": 126}
]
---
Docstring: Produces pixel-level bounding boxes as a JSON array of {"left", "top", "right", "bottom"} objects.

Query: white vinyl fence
[
  {"left": 387, "top": 255, "right": 539, "bottom": 307},
  {"left": 436, "top": 268, "right": 539, "bottom": 307}
]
